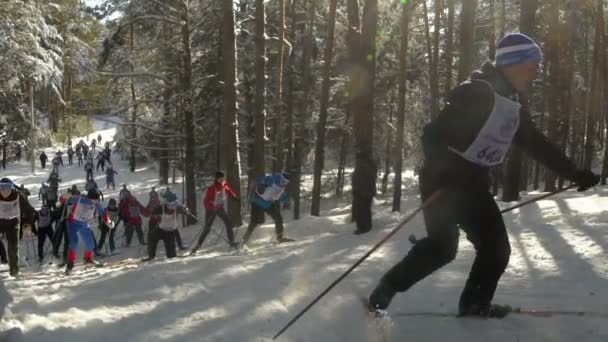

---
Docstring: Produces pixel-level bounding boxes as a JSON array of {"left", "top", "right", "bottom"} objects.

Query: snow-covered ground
[{"left": 1, "top": 117, "right": 607, "bottom": 341}]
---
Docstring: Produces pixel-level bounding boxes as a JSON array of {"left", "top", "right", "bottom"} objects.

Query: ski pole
[
  {"left": 273, "top": 190, "right": 442, "bottom": 340},
  {"left": 500, "top": 184, "right": 576, "bottom": 214},
  {"left": 184, "top": 211, "right": 229, "bottom": 244}
]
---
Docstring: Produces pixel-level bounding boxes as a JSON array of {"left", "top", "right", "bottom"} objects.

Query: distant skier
[
  {"left": 46, "top": 188, "right": 58, "bottom": 210},
  {"left": 51, "top": 155, "right": 62, "bottom": 174},
  {"left": 96, "top": 150, "right": 107, "bottom": 172},
  {"left": 67, "top": 146, "right": 74, "bottom": 166},
  {"left": 143, "top": 190, "right": 189, "bottom": 261},
  {"left": 39, "top": 151, "right": 48, "bottom": 169},
  {"left": 119, "top": 184, "right": 130, "bottom": 202},
  {"left": 47, "top": 171, "right": 61, "bottom": 193},
  {"left": 241, "top": 172, "right": 294, "bottom": 246},
  {"left": 0, "top": 178, "right": 35, "bottom": 276},
  {"left": 65, "top": 188, "right": 112, "bottom": 274},
  {"left": 55, "top": 150, "right": 64, "bottom": 166},
  {"left": 84, "top": 158, "right": 94, "bottom": 181},
  {"left": 97, "top": 134, "right": 102, "bottom": 145},
  {"left": 190, "top": 172, "right": 239, "bottom": 254},
  {"left": 90, "top": 139, "right": 97, "bottom": 152},
  {"left": 82, "top": 144, "right": 89, "bottom": 158},
  {"left": 76, "top": 149, "right": 83, "bottom": 167},
  {"left": 120, "top": 193, "right": 146, "bottom": 247},
  {"left": 33, "top": 206, "right": 54, "bottom": 263},
  {"left": 367, "top": 33, "right": 601, "bottom": 319},
  {"left": 98, "top": 198, "right": 118, "bottom": 254},
  {"left": 39, "top": 183, "right": 50, "bottom": 207},
  {"left": 105, "top": 165, "right": 117, "bottom": 189}
]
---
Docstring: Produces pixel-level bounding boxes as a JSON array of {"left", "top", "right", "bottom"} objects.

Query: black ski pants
[
  {"left": 242, "top": 202, "right": 284, "bottom": 244},
  {"left": 147, "top": 227, "right": 176, "bottom": 259},
  {"left": 196, "top": 208, "right": 236, "bottom": 248},
  {"left": 97, "top": 223, "right": 116, "bottom": 252},
  {"left": 52, "top": 221, "right": 69, "bottom": 260},
  {"left": 37, "top": 225, "right": 54, "bottom": 261},
  {"left": 86, "top": 169, "right": 93, "bottom": 181},
  {"left": 381, "top": 183, "right": 511, "bottom": 311},
  {"left": 125, "top": 222, "right": 145, "bottom": 246},
  {"left": 68, "top": 155, "right": 73, "bottom": 166},
  {"left": 0, "top": 222, "right": 20, "bottom": 274}
]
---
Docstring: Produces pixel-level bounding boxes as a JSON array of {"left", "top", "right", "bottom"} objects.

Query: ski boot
[
  {"left": 84, "top": 258, "right": 103, "bottom": 268},
  {"left": 65, "top": 262, "right": 74, "bottom": 275},
  {"left": 277, "top": 236, "right": 295, "bottom": 243},
  {"left": 368, "top": 280, "right": 397, "bottom": 313},
  {"left": 459, "top": 303, "right": 513, "bottom": 319}
]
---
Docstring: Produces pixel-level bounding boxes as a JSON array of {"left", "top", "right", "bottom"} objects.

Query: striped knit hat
[{"left": 495, "top": 33, "right": 542, "bottom": 67}]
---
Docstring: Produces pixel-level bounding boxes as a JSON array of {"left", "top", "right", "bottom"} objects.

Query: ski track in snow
[{"left": 0, "top": 116, "right": 607, "bottom": 341}]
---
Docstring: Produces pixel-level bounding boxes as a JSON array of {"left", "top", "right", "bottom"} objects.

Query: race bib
[
  {"left": 73, "top": 200, "right": 96, "bottom": 222},
  {"left": 448, "top": 81, "right": 521, "bottom": 167},
  {"left": 0, "top": 198, "right": 20, "bottom": 220},
  {"left": 260, "top": 184, "right": 285, "bottom": 202}
]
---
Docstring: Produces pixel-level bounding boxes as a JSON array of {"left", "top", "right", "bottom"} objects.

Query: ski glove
[{"left": 574, "top": 169, "right": 600, "bottom": 192}]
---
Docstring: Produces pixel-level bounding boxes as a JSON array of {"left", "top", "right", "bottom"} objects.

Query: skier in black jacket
[{"left": 368, "top": 33, "right": 600, "bottom": 318}]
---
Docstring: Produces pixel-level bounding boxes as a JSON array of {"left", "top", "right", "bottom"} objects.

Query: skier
[
  {"left": 51, "top": 155, "right": 62, "bottom": 174},
  {"left": 53, "top": 189, "right": 77, "bottom": 266},
  {"left": 39, "top": 151, "right": 48, "bottom": 169},
  {"left": 241, "top": 172, "right": 294, "bottom": 246},
  {"left": 84, "top": 158, "right": 94, "bottom": 181},
  {"left": 119, "top": 193, "right": 146, "bottom": 247},
  {"left": 97, "top": 134, "right": 102, "bottom": 145},
  {"left": 143, "top": 190, "right": 189, "bottom": 261},
  {"left": 46, "top": 187, "right": 58, "bottom": 210},
  {"left": 90, "top": 139, "right": 97, "bottom": 152},
  {"left": 96, "top": 151, "right": 105, "bottom": 171},
  {"left": 47, "top": 171, "right": 61, "bottom": 193},
  {"left": 0, "top": 178, "right": 35, "bottom": 276},
  {"left": 119, "top": 184, "right": 130, "bottom": 202},
  {"left": 367, "top": 33, "right": 601, "bottom": 318},
  {"left": 65, "top": 188, "right": 112, "bottom": 274},
  {"left": 18, "top": 184, "right": 30, "bottom": 199},
  {"left": 38, "top": 183, "right": 49, "bottom": 207},
  {"left": 104, "top": 144, "right": 112, "bottom": 163},
  {"left": 83, "top": 144, "right": 89, "bottom": 159},
  {"left": 190, "top": 172, "right": 239, "bottom": 254},
  {"left": 105, "top": 165, "right": 117, "bottom": 189},
  {"left": 55, "top": 150, "right": 64, "bottom": 166},
  {"left": 33, "top": 206, "right": 54, "bottom": 263},
  {"left": 67, "top": 146, "right": 74, "bottom": 166},
  {"left": 76, "top": 149, "right": 83, "bottom": 167},
  {"left": 98, "top": 198, "right": 118, "bottom": 254}
]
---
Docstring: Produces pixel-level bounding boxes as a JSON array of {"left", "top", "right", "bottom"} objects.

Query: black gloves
[{"left": 573, "top": 170, "right": 600, "bottom": 192}]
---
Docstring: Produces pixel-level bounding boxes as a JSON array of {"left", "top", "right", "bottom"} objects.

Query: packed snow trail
[{"left": 0, "top": 117, "right": 607, "bottom": 341}]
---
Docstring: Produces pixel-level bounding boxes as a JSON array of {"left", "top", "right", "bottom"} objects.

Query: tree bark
[
  {"left": 251, "top": 0, "right": 268, "bottom": 224},
  {"left": 350, "top": 0, "right": 378, "bottom": 234},
  {"left": 311, "top": 0, "right": 338, "bottom": 216},
  {"left": 129, "top": 24, "right": 137, "bottom": 173},
  {"left": 179, "top": 1, "right": 197, "bottom": 222},
  {"left": 222, "top": 0, "right": 243, "bottom": 226},
  {"left": 444, "top": 0, "right": 455, "bottom": 95},
  {"left": 272, "top": 0, "right": 286, "bottom": 172},
  {"left": 457, "top": 0, "right": 477, "bottom": 83}
]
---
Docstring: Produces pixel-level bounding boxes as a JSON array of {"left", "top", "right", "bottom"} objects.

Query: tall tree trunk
[
  {"left": 251, "top": 0, "right": 267, "bottom": 224},
  {"left": 584, "top": 0, "right": 604, "bottom": 170},
  {"left": 129, "top": 23, "right": 137, "bottom": 173},
  {"left": 222, "top": 0, "right": 243, "bottom": 226},
  {"left": 457, "top": 0, "right": 478, "bottom": 82},
  {"left": 444, "top": 0, "right": 455, "bottom": 95},
  {"left": 488, "top": 0, "right": 496, "bottom": 60},
  {"left": 429, "top": 0, "right": 441, "bottom": 116},
  {"left": 350, "top": 0, "right": 378, "bottom": 234},
  {"left": 159, "top": 89, "right": 171, "bottom": 185},
  {"left": 502, "top": 0, "right": 537, "bottom": 200},
  {"left": 273, "top": 0, "right": 286, "bottom": 172},
  {"left": 381, "top": 105, "right": 393, "bottom": 194},
  {"left": 311, "top": 0, "right": 338, "bottom": 216},
  {"left": 336, "top": 109, "right": 350, "bottom": 197},
  {"left": 543, "top": 0, "right": 563, "bottom": 191},
  {"left": 180, "top": 1, "right": 197, "bottom": 222},
  {"left": 284, "top": 0, "right": 297, "bottom": 209},
  {"left": 499, "top": 0, "right": 506, "bottom": 37},
  {"left": 293, "top": 0, "right": 316, "bottom": 219}
]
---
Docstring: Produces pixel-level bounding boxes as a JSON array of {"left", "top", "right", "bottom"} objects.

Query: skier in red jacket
[{"left": 190, "top": 171, "right": 239, "bottom": 255}]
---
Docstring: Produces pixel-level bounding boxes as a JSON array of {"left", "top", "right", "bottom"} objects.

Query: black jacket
[{"left": 421, "top": 62, "right": 577, "bottom": 194}]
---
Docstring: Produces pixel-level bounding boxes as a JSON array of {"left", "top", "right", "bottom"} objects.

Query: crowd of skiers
[{"left": 0, "top": 159, "right": 295, "bottom": 275}]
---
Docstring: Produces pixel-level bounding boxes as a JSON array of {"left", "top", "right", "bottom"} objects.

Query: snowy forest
[
  {"left": 2, "top": 0, "right": 607, "bottom": 227},
  {"left": 1, "top": 0, "right": 608, "bottom": 341}
]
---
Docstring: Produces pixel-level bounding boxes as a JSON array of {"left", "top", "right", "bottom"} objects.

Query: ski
[{"left": 392, "top": 308, "right": 608, "bottom": 318}]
